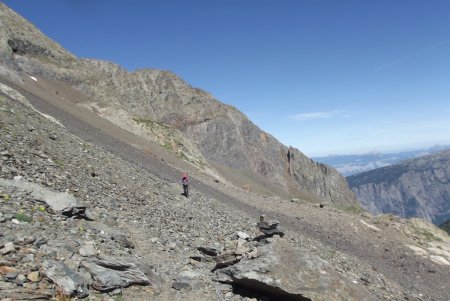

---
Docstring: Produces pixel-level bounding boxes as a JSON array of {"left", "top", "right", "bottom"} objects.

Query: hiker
[{"left": 181, "top": 172, "right": 189, "bottom": 197}]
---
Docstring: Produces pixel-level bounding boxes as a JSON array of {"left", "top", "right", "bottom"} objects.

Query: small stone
[
  {"left": 1, "top": 242, "right": 16, "bottom": 255},
  {"left": 150, "top": 237, "right": 158, "bottom": 243},
  {"left": 5, "top": 271, "right": 18, "bottom": 280},
  {"left": 172, "top": 281, "right": 191, "bottom": 290},
  {"left": 17, "top": 274, "right": 27, "bottom": 283},
  {"left": 79, "top": 244, "right": 97, "bottom": 257},
  {"left": 167, "top": 242, "right": 176, "bottom": 250},
  {"left": 0, "top": 266, "right": 17, "bottom": 275},
  {"left": 111, "top": 234, "right": 134, "bottom": 249},
  {"left": 197, "top": 246, "right": 218, "bottom": 256},
  {"left": 236, "top": 231, "right": 250, "bottom": 241},
  {"left": 34, "top": 237, "right": 48, "bottom": 248},
  {"left": 27, "top": 271, "right": 40, "bottom": 282}
]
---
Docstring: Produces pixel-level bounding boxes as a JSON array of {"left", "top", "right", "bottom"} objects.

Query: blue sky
[{"left": 4, "top": 0, "right": 450, "bottom": 156}]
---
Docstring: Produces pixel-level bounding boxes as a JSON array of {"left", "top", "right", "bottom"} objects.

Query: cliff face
[
  {"left": 0, "top": 3, "right": 356, "bottom": 205},
  {"left": 348, "top": 150, "right": 450, "bottom": 225}
]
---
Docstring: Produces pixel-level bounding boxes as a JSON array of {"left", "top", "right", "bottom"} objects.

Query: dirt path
[{"left": 3, "top": 77, "right": 449, "bottom": 301}]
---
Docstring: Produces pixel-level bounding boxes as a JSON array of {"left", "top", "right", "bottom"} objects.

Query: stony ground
[{"left": 0, "top": 81, "right": 449, "bottom": 301}]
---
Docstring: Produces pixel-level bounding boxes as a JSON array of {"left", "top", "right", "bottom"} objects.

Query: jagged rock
[
  {"left": 257, "top": 220, "right": 279, "bottom": 230},
  {"left": 34, "top": 237, "right": 47, "bottom": 248},
  {"left": 212, "top": 253, "right": 242, "bottom": 272},
  {"left": 256, "top": 219, "right": 285, "bottom": 237},
  {"left": 0, "top": 242, "right": 16, "bottom": 255},
  {"left": 111, "top": 234, "right": 134, "bottom": 249},
  {"left": 215, "top": 238, "right": 375, "bottom": 301},
  {"left": 27, "top": 271, "right": 39, "bottom": 282},
  {"left": 41, "top": 260, "right": 89, "bottom": 298},
  {"left": 14, "top": 235, "right": 36, "bottom": 246},
  {"left": 260, "top": 227, "right": 285, "bottom": 238},
  {"left": 197, "top": 246, "right": 219, "bottom": 257},
  {"left": 236, "top": 231, "right": 250, "bottom": 241},
  {"left": 5, "top": 271, "right": 18, "bottom": 280},
  {"left": 81, "top": 257, "right": 150, "bottom": 292},
  {"left": 61, "top": 206, "right": 95, "bottom": 220}
]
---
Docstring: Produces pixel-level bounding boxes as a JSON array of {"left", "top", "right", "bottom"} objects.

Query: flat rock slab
[
  {"left": 41, "top": 260, "right": 89, "bottom": 298},
  {"left": 82, "top": 257, "right": 150, "bottom": 292},
  {"left": 216, "top": 237, "right": 375, "bottom": 301},
  {"left": 0, "top": 178, "right": 77, "bottom": 212}
]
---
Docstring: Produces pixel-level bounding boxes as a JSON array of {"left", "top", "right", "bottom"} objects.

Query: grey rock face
[
  {"left": 348, "top": 150, "right": 450, "bottom": 225},
  {"left": 42, "top": 260, "right": 89, "bottom": 298}
]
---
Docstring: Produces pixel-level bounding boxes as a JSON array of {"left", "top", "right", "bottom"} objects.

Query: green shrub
[{"left": 15, "top": 212, "right": 32, "bottom": 223}]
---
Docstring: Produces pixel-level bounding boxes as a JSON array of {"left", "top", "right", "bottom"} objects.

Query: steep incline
[
  {"left": 348, "top": 150, "right": 450, "bottom": 225},
  {"left": 0, "top": 2, "right": 355, "bottom": 206}
]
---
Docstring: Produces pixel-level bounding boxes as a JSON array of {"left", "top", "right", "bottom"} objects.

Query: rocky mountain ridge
[
  {"left": 0, "top": 2, "right": 355, "bottom": 206},
  {"left": 348, "top": 150, "right": 450, "bottom": 225}
]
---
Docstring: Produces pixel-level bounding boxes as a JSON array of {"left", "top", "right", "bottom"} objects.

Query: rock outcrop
[
  {"left": 348, "top": 150, "right": 450, "bottom": 225},
  {"left": 0, "top": 2, "right": 355, "bottom": 206}
]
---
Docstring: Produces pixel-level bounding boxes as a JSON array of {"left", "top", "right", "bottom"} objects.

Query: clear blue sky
[{"left": 4, "top": 0, "right": 450, "bottom": 156}]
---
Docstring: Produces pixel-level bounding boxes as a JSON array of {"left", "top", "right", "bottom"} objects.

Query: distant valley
[
  {"left": 348, "top": 149, "right": 450, "bottom": 226},
  {"left": 314, "top": 145, "right": 450, "bottom": 176}
]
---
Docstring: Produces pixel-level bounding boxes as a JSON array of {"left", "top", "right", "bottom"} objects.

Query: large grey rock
[
  {"left": 215, "top": 238, "right": 375, "bottom": 301},
  {"left": 41, "top": 260, "right": 89, "bottom": 298},
  {"left": 81, "top": 257, "right": 150, "bottom": 292},
  {"left": 0, "top": 178, "right": 77, "bottom": 212}
]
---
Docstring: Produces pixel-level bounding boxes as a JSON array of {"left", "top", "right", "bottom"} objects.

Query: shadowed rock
[
  {"left": 82, "top": 257, "right": 150, "bottom": 292},
  {"left": 215, "top": 238, "right": 375, "bottom": 301},
  {"left": 41, "top": 260, "right": 89, "bottom": 298}
]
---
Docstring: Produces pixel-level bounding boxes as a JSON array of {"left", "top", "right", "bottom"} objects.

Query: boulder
[
  {"left": 41, "top": 260, "right": 89, "bottom": 298},
  {"left": 215, "top": 237, "right": 375, "bottom": 301},
  {"left": 81, "top": 257, "right": 150, "bottom": 292}
]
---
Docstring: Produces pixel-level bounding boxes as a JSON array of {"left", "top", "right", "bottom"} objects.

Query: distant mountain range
[
  {"left": 347, "top": 149, "right": 450, "bottom": 226},
  {"left": 314, "top": 145, "right": 450, "bottom": 176}
]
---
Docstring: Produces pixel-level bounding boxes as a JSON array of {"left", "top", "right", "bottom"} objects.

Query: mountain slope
[
  {"left": 0, "top": 2, "right": 355, "bottom": 206},
  {"left": 347, "top": 150, "right": 450, "bottom": 225}
]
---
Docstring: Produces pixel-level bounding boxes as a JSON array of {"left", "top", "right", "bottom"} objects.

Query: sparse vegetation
[
  {"left": 414, "top": 227, "right": 442, "bottom": 242},
  {"left": 1, "top": 193, "right": 11, "bottom": 201},
  {"left": 15, "top": 211, "right": 32, "bottom": 223},
  {"left": 338, "top": 204, "right": 366, "bottom": 215},
  {"left": 114, "top": 293, "right": 124, "bottom": 301},
  {"left": 54, "top": 158, "right": 64, "bottom": 168},
  {"left": 133, "top": 117, "right": 170, "bottom": 129}
]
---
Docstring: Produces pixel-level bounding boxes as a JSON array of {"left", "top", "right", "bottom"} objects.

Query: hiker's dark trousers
[{"left": 183, "top": 184, "right": 189, "bottom": 197}]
